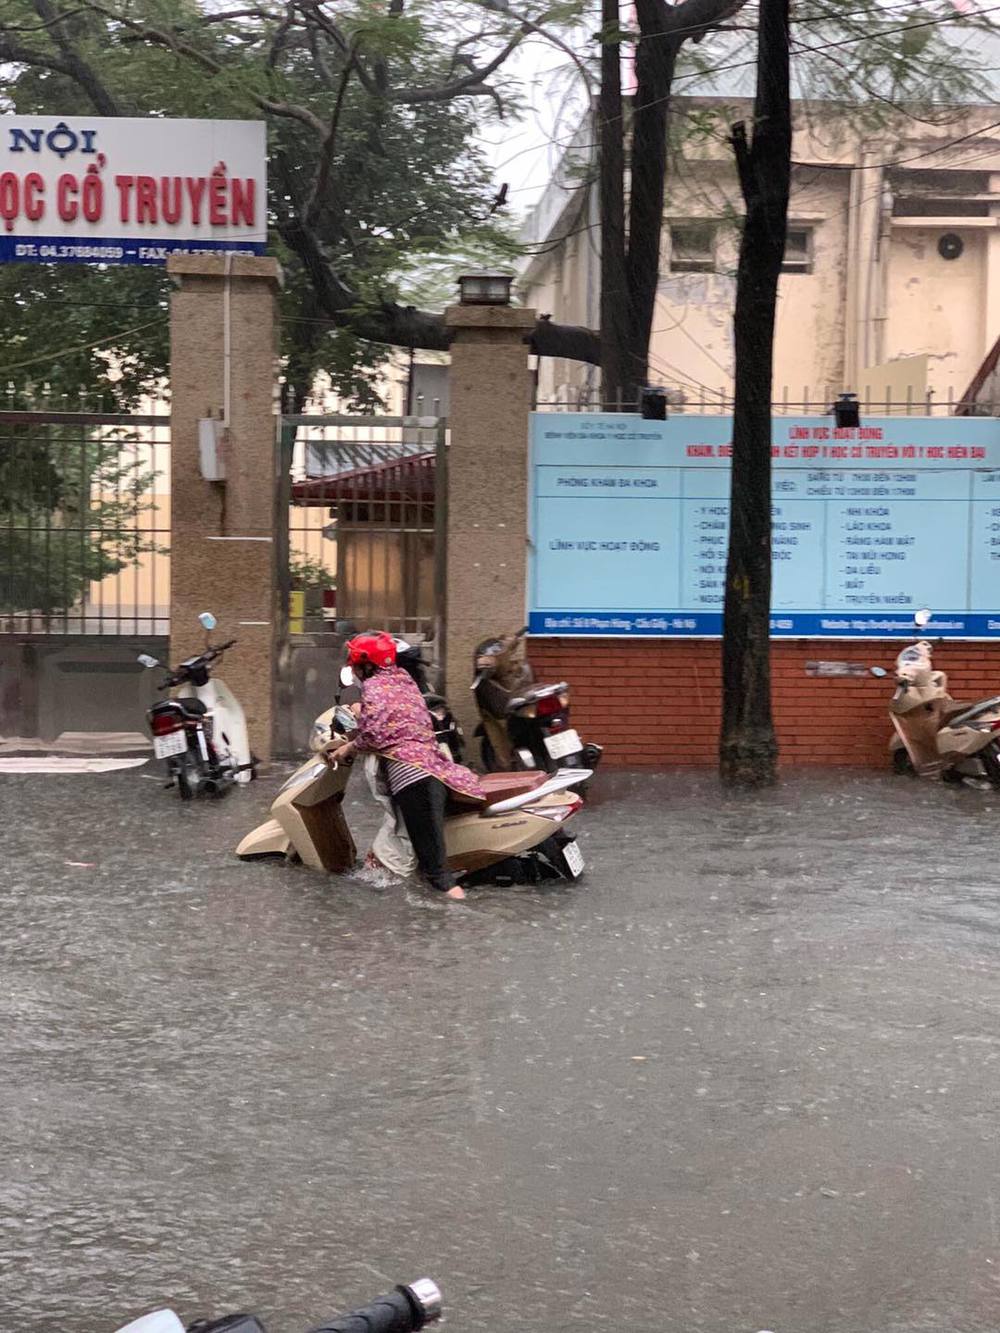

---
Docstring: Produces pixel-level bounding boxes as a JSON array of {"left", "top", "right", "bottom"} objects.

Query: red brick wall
[{"left": 528, "top": 638, "right": 1000, "bottom": 768}]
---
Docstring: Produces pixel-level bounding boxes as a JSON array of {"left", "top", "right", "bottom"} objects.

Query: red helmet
[{"left": 346, "top": 631, "right": 397, "bottom": 671}]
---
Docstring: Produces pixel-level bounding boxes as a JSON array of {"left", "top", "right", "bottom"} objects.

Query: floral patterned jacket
[{"left": 356, "top": 665, "right": 485, "bottom": 801}]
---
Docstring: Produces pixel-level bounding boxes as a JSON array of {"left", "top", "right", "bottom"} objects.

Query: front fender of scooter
[
  {"left": 236, "top": 817, "right": 291, "bottom": 859},
  {"left": 265, "top": 756, "right": 356, "bottom": 873}
]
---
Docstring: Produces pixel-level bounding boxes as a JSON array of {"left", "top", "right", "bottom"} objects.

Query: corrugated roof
[{"left": 292, "top": 451, "right": 436, "bottom": 507}]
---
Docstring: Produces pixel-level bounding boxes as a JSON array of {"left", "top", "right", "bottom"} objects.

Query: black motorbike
[
  {"left": 472, "top": 630, "right": 603, "bottom": 784},
  {"left": 115, "top": 1277, "right": 442, "bottom": 1333},
  {"left": 393, "top": 638, "right": 465, "bottom": 763}
]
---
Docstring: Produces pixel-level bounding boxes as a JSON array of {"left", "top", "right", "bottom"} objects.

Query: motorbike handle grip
[{"left": 305, "top": 1280, "right": 441, "bottom": 1333}]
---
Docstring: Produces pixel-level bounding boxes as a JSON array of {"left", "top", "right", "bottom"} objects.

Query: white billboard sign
[{"left": 0, "top": 116, "right": 267, "bottom": 265}]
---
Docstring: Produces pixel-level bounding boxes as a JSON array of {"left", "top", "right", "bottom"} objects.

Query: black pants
[{"left": 393, "top": 777, "right": 455, "bottom": 892}]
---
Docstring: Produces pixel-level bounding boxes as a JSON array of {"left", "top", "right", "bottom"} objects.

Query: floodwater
[{"left": 2, "top": 767, "right": 1000, "bottom": 1333}]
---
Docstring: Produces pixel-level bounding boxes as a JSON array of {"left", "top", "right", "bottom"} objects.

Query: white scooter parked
[{"left": 139, "top": 612, "right": 255, "bottom": 799}]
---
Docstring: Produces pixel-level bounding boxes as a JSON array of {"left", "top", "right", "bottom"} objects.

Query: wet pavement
[{"left": 2, "top": 766, "right": 1000, "bottom": 1333}]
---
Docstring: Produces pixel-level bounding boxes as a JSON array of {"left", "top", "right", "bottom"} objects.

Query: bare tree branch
[
  {"left": 306, "top": 40, "right": 358, "bottom": 228},
  {"left": 658, "top": 0, "right": 748, "bottom": 39},
  {"left": 29, "top": 0, "right": 124, "bottom": 115},
  {"left": 1, "top": 4, "right": 91, "bottom": 33},
  {"left": 280, "top": 205, "right": 600, "bottom": 363},
  {"left": 267, "top": 1, "right": 298, "bottom": 69},
  {"left": 294, "top": 1, "right": 381, "bottom": 98},
  {"left": 0, "top": 30, "right": 78, "bottom": 79},
  {"left": 474, "top": 0, "right": 594, "bottom": 96},
  {"left": 78, "top": 0, "right": 328, "bottom": 134},
  {"left": 392, "top": 28, "right": 524, "bottom": 104},
  {"left": 199, "top": 7, "right": 288, "bottom": 22}
]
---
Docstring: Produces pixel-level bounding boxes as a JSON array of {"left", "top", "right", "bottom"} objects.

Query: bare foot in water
[{"left": 445, "top": 885, "right": 466, "bottom": 901}]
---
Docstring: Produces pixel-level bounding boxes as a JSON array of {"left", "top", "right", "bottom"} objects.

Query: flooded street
[{"left": 2, "top": 767, "right": 1000, "bottom": 1333}]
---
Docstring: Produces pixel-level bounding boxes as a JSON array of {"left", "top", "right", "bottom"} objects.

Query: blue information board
[{"left": 528, "top": 414, "right": 1000, "bottom": 639}]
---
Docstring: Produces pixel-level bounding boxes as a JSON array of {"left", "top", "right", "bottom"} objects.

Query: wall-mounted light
[
  {"left": 832, "top": 391, "right": 860, "bottom": 428},
  {"left": 457, "top": 272, "right": 513, "bottom": 306},
  {"left": 640, "top": 385, "right": 668, "bottom": 421}
]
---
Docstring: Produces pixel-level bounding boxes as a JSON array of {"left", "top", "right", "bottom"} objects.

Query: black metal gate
[
  {"left": 0, "top": 407, "right": 170, "bottom": 739},
  {"left": 276, "top": 412, "right": 447, "bottom": 752}
]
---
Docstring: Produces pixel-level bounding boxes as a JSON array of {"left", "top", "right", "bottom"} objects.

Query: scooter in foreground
[
  {"left": 139, "top": 612, "right": 255, "bottom": 799},
  {"left": 115, "top": 1276, "right": 441, "bottom": 1333},
  {"left": 472, "top": 628, "right": 602, "bottom": 784},
  {"left": 236, "top": 705, "right": 591, "bottom": 886}
]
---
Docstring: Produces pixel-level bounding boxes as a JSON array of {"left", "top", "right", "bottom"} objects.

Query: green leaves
[{"left": 0, "top": 0, "right": 530, "bottom": 405}]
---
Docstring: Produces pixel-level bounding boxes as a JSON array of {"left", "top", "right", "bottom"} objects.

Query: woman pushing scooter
[{"left": 326, "top": 632, "right": 485, "bottom": 900}]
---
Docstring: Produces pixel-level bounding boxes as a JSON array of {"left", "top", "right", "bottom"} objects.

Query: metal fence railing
[
  {"left": 0, "top": 408, "right": 170, "bottom": 636},
  {"left": 535, "top": 388, "right": 1000, "bottom": 417},
  {"left": 283, "top": 413, "right": 446, "bottom": 645}
]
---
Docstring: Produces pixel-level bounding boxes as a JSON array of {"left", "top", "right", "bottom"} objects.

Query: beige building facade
[{"left": 520, "top": 101, "right": 1000, "bottom": 412}]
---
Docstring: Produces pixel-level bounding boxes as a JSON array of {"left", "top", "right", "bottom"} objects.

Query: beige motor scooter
[
  {"left": 236, "top": 705, "right": 591, "bottom": 885},
  {"left": 878, "top": 610, "right": 1000, "bottom": 784}
]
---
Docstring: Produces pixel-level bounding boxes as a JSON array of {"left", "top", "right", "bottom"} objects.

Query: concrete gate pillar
[
  {"left": 443, "top": 302, "right": 536, "bottom": 735},
  {"left": 168, "top": 254, "right": 282, "bottom": 762}
]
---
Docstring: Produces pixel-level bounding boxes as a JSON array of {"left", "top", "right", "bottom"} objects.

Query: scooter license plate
[
  {"left": 544, "top": 728, "right": 582, "bottom": 761},
  {"left": 154, "top": 731, "right": 188, "bottom": 760},
  {"left": 562, "top": 839, "right": 585, "bottom": 878}
]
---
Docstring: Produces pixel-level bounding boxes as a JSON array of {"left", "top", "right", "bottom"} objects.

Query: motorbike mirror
[
  {"left": 334, "top": 705, "right": 358, "bottom": 733},
  {"left": 198, "top": 611, "right": 218, "bottom": 631},
  {"left": 914, "top": 608, "right": 932, "bottom": 629},
  {"left": 339, "top": 665, "right": 355, "bottom": 688},
  {"left": 870, "top": 666, "right": 888, "bottom": 678},
  {"left": 137, "top": 653, "right": 159, "bottom": 669}
]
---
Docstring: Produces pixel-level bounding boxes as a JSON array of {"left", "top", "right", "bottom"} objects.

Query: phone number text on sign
[{"left": 0, "top": 116, "right": 267, "bottom": 265}]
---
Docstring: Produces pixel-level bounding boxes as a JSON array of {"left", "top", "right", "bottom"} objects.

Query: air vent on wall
[{"left": 938, "top": 232, "right": 965, "bottom": 261}]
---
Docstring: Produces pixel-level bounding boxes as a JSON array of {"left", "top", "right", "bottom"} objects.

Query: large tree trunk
[
  {"left": 598, "top": 0, "right": 630, "bottom": 409},
  {"left": 719, "top": 0, "right": 791, "bottom": 786},
  {"left": 626, "top": 2, "right": 679, "bottom": 392}
]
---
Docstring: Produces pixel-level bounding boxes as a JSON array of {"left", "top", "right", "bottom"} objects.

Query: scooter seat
[
  {"left": 151, "top": 697, "right": 206, "bottom": 717},
  {"left": 476, "top": 771, "right": 549, "bottom": 804}
]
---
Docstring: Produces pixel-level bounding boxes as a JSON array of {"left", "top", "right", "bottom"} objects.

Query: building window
[
  {"left": 669, "top": 223, "right": 716, "bottom": 273},
  {"left": 782, "top": 226, "right": 814, "bottom": 273}
]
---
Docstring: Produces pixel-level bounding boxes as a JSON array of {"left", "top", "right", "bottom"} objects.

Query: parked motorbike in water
[
  {"left": 139, "top": 612, "right": 255, "bottom": 799},
  {"left": 114, "top": 1276, "right": 442, "bottom": 1333},
  {"left": 472, "top": 628, "right": 603, "bottom": 783},
  {"left": 236, "top": 704, "right": 590, "bottom": 886},
  {"left": 875, "top": 609, "right": 1000, "bottom": 785}
]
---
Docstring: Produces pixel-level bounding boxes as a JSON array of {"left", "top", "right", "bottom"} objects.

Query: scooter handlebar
[
  {"left": 305, "top": 1280, "right": 441, "bottom": 1333},
  {"left": 156, "top": 641, "right": 238, "bottom": 687}
]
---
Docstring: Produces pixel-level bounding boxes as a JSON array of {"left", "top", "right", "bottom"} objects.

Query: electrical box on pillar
[{"left": 198, "top": 418, "right": 228, "bottom": 482}]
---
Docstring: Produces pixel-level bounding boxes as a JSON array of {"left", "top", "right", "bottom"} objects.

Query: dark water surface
[{"left": 2, "top": 768, "right": 1000, "bottom": 1333}]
